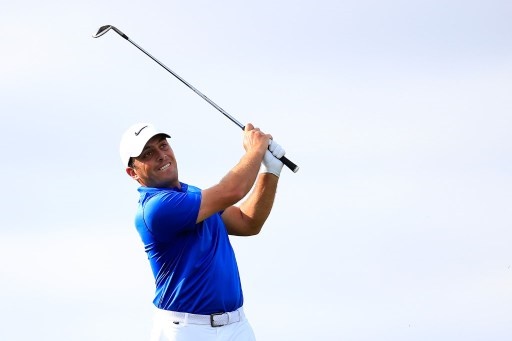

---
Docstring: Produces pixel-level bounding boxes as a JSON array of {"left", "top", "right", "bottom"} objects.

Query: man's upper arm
[{"left": 197, "top": 185, "right": 244, "bottom": 224}]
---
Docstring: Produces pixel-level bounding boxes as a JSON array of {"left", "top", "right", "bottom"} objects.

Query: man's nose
[{"left": 156, "top": 150, "right": 167, "bottom": 161}]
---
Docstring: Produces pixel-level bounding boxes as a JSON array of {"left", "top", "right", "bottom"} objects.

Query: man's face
[{"left": 126, "top": 134, "right": 179, "bottom": 188}]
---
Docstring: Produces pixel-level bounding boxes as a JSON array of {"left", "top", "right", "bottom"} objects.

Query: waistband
[{"left": 155, "top": 307, "right": 245, "bottom": 328}]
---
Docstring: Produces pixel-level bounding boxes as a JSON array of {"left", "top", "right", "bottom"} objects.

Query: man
[{"left": 119, "top": 122, "right": 286, "bottom": 341}]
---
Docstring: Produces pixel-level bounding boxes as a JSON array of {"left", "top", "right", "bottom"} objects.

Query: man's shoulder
[
  {"left": 138, "top": 182, "right": 193, "bottom": 195},
  {"left": 139, "top": 182, "right": 202, "bottom": 208}
]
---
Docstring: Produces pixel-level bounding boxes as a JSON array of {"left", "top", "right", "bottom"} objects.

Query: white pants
[{"left": 150, "top": 308, "right": 256, "bottom": 341}]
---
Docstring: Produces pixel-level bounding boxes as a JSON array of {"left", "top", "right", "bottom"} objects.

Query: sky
[{"left": 1, "top": 0, "right": 511, "bottom": 340}]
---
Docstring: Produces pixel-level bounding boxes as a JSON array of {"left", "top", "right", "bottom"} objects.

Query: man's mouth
[{"left": 159, "top": 163, "right": 171, "bottom": 171}]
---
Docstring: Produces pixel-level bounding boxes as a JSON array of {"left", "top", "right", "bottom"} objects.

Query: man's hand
[
  {"left": 243, "top": 123, "right": 272, "bottom": 156},
  {"left": 262, "top": 140, "right": 285, "bottom": 177}
]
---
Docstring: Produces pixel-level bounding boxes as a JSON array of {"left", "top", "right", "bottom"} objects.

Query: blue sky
[{"left": 1, "top": 1, "right": 511, "bottom": 340}]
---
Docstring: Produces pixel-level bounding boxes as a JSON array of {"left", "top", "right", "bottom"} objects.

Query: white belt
[{"left": 156, "top": 307, "right": 245, "bottom": 327}]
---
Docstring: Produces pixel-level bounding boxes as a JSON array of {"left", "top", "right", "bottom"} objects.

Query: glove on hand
[{"left": 261, "top": 140, "right": 285, "bottom": 177}]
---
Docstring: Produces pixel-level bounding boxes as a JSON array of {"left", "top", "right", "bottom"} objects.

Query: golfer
[{"left": 120, "top": 122, "right": 286, "bottom": 341}]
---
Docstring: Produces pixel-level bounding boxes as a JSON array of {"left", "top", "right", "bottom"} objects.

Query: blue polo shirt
[{"left": 134, "top": 183, "right": 243, "bottom": 314}]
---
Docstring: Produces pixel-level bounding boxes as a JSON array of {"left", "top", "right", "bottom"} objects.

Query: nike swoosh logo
[{"left": 135, "top": 125, "right": 148, "bottom": 136}]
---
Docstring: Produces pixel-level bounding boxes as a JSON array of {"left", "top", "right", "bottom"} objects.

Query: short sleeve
[{"left": 142, "top": 189, "right": 201, "bottom": 241}]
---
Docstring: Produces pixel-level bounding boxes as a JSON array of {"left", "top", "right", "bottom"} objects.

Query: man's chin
[{"left": 153, "top": 177, "right": 179, "bottom": 189}]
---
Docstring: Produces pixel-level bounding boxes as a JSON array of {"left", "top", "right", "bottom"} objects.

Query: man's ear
[{"left": 126, "top": 167, "right": 139, "bottom": 181}]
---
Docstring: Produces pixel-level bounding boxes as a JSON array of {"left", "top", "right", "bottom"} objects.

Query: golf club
[{"left": 93, "top": 25, "right": 299, "bottom": 173}]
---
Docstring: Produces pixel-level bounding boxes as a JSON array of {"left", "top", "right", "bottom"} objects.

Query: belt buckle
[{"left": 210, "top": 312, "right": 228, "bottom": 327}]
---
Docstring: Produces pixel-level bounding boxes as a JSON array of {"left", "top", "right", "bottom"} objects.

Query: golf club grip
[{"left": 279, "top": 155, "right": 299, "bottom": 173}]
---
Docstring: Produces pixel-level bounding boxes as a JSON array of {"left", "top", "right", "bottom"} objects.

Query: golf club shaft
[{"left": 104, "top": 26, "right": 299, "bottom": 173}]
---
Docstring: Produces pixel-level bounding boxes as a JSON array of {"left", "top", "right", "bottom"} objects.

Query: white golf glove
[{"left": 261, "top": 140, "right": 285, "bottom": 177}]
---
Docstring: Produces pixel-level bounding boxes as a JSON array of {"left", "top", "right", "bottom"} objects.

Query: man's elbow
[
  {"left": 233, "top": 222, "right": 263, "bottom": 237},
  {"left": 245, "top": 222, "right": 264, "bottom": 236}
]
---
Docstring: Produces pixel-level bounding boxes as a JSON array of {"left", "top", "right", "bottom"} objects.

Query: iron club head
[
  {"left": 92, "top": 25, "right": 113, "bottom": 38},
  {"left": 92, "top": 25, "right": 129, "bottom": 39}
]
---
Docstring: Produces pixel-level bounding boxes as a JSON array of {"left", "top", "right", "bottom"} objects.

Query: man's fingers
[{"left": 244, "top": 123, "right": 254, "bottom": 132}]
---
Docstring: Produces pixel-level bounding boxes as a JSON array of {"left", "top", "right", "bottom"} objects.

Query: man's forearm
[{"left": 238, "top": 173, "right": 279, "bottom": 231}]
